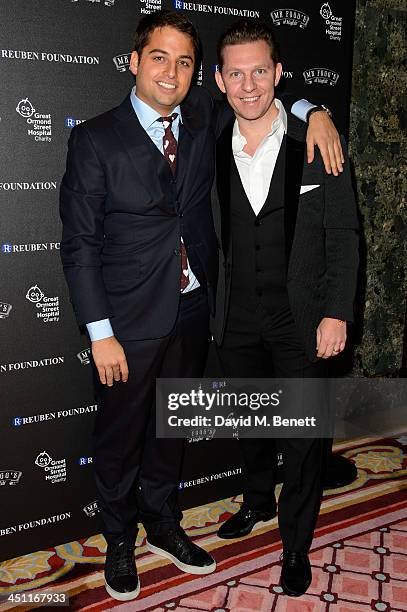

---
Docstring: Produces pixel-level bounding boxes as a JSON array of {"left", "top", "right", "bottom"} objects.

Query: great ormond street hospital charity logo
[
  {"left": 35, "top": 451, "right": 52, "bottom": 468},
  {"left": 320, "top": 2, "right": 342, "bottom": 41},
  {"left": 26, "top": 285, "right": 60, "bottom": 323},
  {"left": 26, "top": 285, "right": 44, "bottom": 303},
  {"left": 16, "top": 97, "right": 52, "bottom": 142},
  {"left": 16, "top": 98, "right": 35, "bottom": 118},
  {"left": 320, "top": 2, "right": 332, "bottom": 19},
  {"left": 35, "top": 451, "right": 67, "bottom": 484}
]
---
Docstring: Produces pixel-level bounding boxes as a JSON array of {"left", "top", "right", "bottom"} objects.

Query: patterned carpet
[{"left": 0, "top": 435, "right": 406, "bottom": 611}]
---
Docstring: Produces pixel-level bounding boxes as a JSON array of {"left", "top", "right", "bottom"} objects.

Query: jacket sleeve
[
  {"left": 59, "top": 125, "right": 113, "bottom": 326},
  {"left": 322, "top": 136, "right": 359, "bottom": 322}
]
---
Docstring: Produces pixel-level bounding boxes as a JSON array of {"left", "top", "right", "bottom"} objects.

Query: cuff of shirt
[
  {"left": 291, "top": 99, "right": 317, "bottom": 123},
  {"left": 86, "top": 319, "right": 114, "bottom": 341}
]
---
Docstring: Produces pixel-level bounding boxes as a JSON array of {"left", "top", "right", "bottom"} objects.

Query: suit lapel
[
  {"left": 176, "top": 98, "right": 209, "bottom": 210},
  {"left": 112, "top": 96, "right": 175, "bottom": 214},
  {"left": 284, "top": 120, "right": 306, "bottom": 266},
  {"left": 216, "top": 119, "right": 234, "bottom": 254}
]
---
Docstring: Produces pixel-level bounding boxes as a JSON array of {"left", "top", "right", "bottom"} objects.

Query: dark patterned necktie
[{"left": 158, "top": 113, "right": 189, "bottom": 290}]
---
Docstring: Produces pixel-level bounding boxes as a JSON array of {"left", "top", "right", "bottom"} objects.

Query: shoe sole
[
  {"left": 217, "top": 514, "right": 276, "bottom": 540},
  {"left": 105, "top": 579, "right": 141, "bottom": 601},
  {"left": 281, "top": 577, "right": 311, "bottom": 597},
  {"left": 146, "top": 542, "right": 216, "bottom": 575}
]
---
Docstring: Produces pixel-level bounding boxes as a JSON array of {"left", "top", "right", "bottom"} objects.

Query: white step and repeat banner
[{"left": 0, "top": 0, "right": 355, "bottom": 561}]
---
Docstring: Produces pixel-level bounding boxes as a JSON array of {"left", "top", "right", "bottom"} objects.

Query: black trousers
[
  {"left": 92, "top": 289, "right": 209, "bottom": 544},
  {"left": 217, "top": 300, "right": 326, "bottom": 552}
]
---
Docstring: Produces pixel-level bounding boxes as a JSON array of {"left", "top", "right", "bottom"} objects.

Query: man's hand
[
  {"left": 316, "top": 318, "right": 346, "bottom": 359},
  {"left": 92, "top": 336, "right": 129, "bottom": 386},
  {"left": 307, "top": 111, "right": 344, "bottom": 176}
]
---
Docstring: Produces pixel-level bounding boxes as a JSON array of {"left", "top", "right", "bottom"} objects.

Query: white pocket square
[{"left": 300, "top": 184, "right": 320, "bottom": 194}]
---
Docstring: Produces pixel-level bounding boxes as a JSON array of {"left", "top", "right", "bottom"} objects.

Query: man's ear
[
  {"left": 129, "top": 51, "right": 139, "bottom": 76},
  {"left": 215, "top": 69, "right": 226, "bottom": 94},
  {"left": 274, "top": 62, "right": 283, "bottom": 88}
]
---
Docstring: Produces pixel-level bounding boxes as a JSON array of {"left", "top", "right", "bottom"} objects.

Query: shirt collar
[
  {"left": 130, "top": 86, "right": 182, "bottom": 129},
  {"left": 232, "top": 98, "right": 287, "bottom": 153}
]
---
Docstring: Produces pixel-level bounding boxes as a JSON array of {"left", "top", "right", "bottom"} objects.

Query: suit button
[
  {"left": 178, "top": 212, "right": 183, "bottom": 217},
  {"left": 174, "top": 249, "right": 181, "bottom": 256},
  {"left": 255, "top": 245, "right": 260, "bottom": 251},
  {"left": 256, "top": 289, "right": 263, "bottom": 297},
  {"left": 256, "top": 267, "right": 261, "bottom": 272},
  {"left": 254, "top": 219, "right": 261, "bottom": 226}
]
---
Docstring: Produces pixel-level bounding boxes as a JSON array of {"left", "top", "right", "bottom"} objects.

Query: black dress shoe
[
  {"left": 217, "top": 505, "right": 277, "bottom": 539},
  {"left": 323, "top": 453, "right": 358, "bottom": 489},
  {"left": 280, "top": 551, "right": 312, "bottom": 597},
  {"left": 146, "top": 526, "right": 216, "bottom": 575},
  {"left": 104, "top": 537, "right": 140, "bottom": 601}
]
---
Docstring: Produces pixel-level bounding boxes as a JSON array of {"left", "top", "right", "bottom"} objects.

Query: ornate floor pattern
[{"left": 0, "top": 435, "right": 406, "bottom": 611}]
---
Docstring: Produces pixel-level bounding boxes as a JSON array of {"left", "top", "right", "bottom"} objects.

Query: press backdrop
[{"left": 0, "top": 0, "right": 356, "bottom": 561}]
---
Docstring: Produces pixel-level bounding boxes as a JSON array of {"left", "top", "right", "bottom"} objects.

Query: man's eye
[
  {"left": 178, "top": 60, "right": 191, "bottom": 67},
  {"left": 153, "top": 56, "right": 165, "bottom": 62},
  {"left": 256, "top": 69, "right": 266, "bottom": 75},
  {"left": 230, "top": 72, "right": 241, "bottom": 78}
]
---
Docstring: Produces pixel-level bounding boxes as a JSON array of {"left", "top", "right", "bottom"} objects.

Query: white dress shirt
[{"left": 232, "top": 98, "right": 287, "bottom": 216}]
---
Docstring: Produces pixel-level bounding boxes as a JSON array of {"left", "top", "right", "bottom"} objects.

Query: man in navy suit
[{"left": 60, "top": 10, "right": 344, "bottom": 601}]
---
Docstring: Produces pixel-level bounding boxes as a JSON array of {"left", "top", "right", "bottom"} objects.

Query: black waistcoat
[{"left": 229, "top": 138, "right": 290, "bottom": 311}]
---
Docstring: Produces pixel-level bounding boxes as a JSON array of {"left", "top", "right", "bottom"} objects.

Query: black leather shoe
[
  {"left": 104, "top": 537, "right": 140, "bottom": 601},
  {"left": 280, "top": 551, "right": 312, "bottom": 597},
  {"left": 146, "top": 526, "right": 216, "bottom": 575},
  {"left": 217, "top": 505, "right": 277, "bottom": 539}
]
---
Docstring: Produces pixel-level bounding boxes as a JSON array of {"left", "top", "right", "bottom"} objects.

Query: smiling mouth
[
  {"left": 157, "top": 81, "right": 176, "bottom": 90},
  {"left": 240, "top": 96, "right": 260, "bottom": 103}
]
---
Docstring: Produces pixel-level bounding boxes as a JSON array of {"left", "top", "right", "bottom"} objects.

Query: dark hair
[
  {"left": 134, "top": 10, "right": 200, "bottom": 60},
  {"left": 217, "top": 19, "right": 281, "bottom": 71}
]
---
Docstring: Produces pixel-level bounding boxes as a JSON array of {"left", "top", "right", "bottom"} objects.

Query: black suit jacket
[
  {"left": 60, "top": 86, "right": 219, "bottom": 341},
  {"left": 211, "top": 113, "right": 360, "bottom": 362}
]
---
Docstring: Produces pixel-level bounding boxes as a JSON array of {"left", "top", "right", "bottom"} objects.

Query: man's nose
[
  {"left": 165, "top": 61, "right": 177, "bottom": 79},
  {"left": 242, "top": 75, "right": 255, "bottom": 91}
]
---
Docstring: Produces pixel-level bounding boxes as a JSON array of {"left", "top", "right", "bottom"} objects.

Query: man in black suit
[
  {"left": 211, "top": 20, "right": 359, "bottom": 597},
  {"left": 60, "top": 10, "right": 345, "bottom": 602}
]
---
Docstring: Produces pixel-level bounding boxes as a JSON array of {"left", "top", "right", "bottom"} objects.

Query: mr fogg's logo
[
  {"left": 270, "top": 8, "right": 309, "bottom": 28},
  {"left": 26, "top": 284, "right": 60, "bottom": 323},
  {"left": 77, "top": 348, "right": 91, "bottom": 365},
  {"left": 16, "top": 98, "right": 52, "bottom": 143},
  {"left": 0, "top": 470, "right": 22, "bottom": 486},
  {"left": 83, "top": 501, "right": 100, "bottom": 517},
  {"left": 303, "top": 67, "right": 339, "bottom": 86},
  {"left": 35, "top": 451, "right": 67, "bottom": 484},
  {"left": 113, "top": 53, "right": 131, "bottom": 72},
  {"left": 0, "top": 302, "right": 12, "bottom": 319}
]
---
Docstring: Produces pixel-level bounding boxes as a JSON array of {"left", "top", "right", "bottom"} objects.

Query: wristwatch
[{"left": 306, "top": 104, "right": 333, "bottom": 123}]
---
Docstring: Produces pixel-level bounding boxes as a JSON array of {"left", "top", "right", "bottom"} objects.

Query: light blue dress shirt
[
  {"left": 291, "top": 99, "right": 317, "bottom": 122},
  {"left": 86, "top": 87, "right": 200, "bottom": 342}
]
